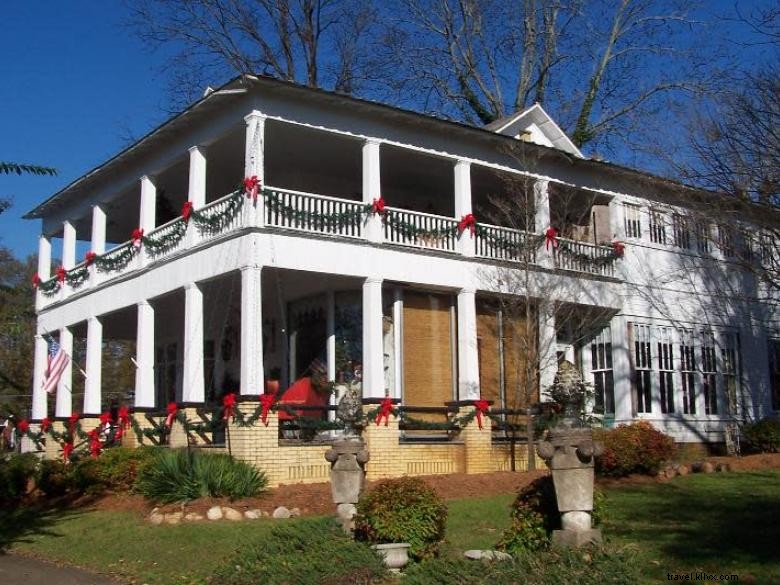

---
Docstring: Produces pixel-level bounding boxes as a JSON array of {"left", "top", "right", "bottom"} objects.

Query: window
[
  {"left": 769, "top": 339, "right": 780, "bottom": 411},
  {"left": 590, "top": 326, "right": 614, "bottom": 415},
  {"left": 695, "top": 221, "right": 711, "bottom": 254},
  {"left": 679, "top": 330, "right": 697, "bottom": 415},
  {"left": 155, "top": 342, "right": 179, "bottom": 407},
  {"left": 649, "top": 210, "right": 667, "bottom": 245},
  {"left": 657, "top": 327, "right": 675, "bottom": 414},
  {"left": 624, "top": 204, "right": 642, "bottom": 239},
  {"left": 701, "top": 331, "right": 718, "bottom": 414},
  {"left": 672, "top": 214, "right": 691, "bottom": 250},
  {"left": 718, "top": 225, "right": 735, "bottom": 258},
  {"left": 721, "top": 332, "right": 739, "bottom": 415},
  {"left": 632, "top": 323, "right": 653, "bottom": 413}
]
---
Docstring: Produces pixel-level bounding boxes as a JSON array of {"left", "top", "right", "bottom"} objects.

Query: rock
[
  {"left": 148, "top": 512, "right": 164, "bottom": 525},
  {"left": 164, "top": 512, "right": 183, "bottom": 524},
  {"left": 184, "top": 512, "right": 204, "bottom": 522},
  {"left": 206, "top": 506, "right": 223, "bottom": 521},
  {"left": 677, "top": 465, "right": 690, "bottom": 476},
  {"left": 691, "top": 461, "right": 704, "bottom": 473},
  {"left": 464, "top": 550, "right": 512, "bottom": 562},
  {"left": 701, "top": 461, "right": 715, "bottom": 474},
  {"left": 222, "top": 507, "right": 243, "bottom": 521},
  {"left": 272, "top": 506, "right": 292, "bottom": 519},
  {"left": 716, "top": 462, "right": 732, "bottom": 472},
  {"left": 244, "top": 509, "right": 263, "bottom": 520},
  {"left": 290, "top": 507, "right": 301, "bottom": 517},
  {"left": 261, "top": 510, "right": 270, "bottom": 517}
]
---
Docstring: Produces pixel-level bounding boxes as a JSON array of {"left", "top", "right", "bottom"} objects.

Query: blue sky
[{"left": 1, "top": 1, "right": 168, "bottom": 258}]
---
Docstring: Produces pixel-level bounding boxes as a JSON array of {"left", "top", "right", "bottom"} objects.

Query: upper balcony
[{"left": 33, "top": 115, "right": 622, "bottom": 309}]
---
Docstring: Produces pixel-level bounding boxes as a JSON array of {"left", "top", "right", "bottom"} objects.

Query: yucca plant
[{"left": 135, "top": 448, "right": 267, "bottom": 504}]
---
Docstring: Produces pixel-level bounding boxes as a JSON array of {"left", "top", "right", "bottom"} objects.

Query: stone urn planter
[{"left": 372, "top": 543, "right": 411, "bottom": 572}]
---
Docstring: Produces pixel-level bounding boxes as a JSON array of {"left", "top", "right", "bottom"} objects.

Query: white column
[
  {"left": 538, "top": 301, "right": 558, "bottom": 400},
  {"left": 244, "top": 112, "right": 266, "bottom": 228},
  {"left": 362, "top": 277, "right": 385, "bottom": 398},
  {"left": 188, "top": 146, "right": 207, "bottom": 209},
  {"left": 91, "top": 205, "right": 106, "bottom": 254},
  {"left": 240, "top": 267, "right": 264, "bottom": 396},
  {"left": 457, "top": 288, "right": 480, "bottom": 400},
  {"left": 36, "top": 235, "right": 51, "bottom": 308},
  {"left": 392, "top": 288, "right": 404, "bottom": 400},
  {"left": 55, "top": 327, "right": 73, "bottom": 418},
  {"left": 534, "top": 179, "right": 553, "bottom": 268},
  {"left": 62, "top": 220, "right": 76, "bottom": 269},
  {"left": 135, "top": 301, "right": 156, "bottom": 408},
  {"left": 362, "top": 139, "right": 383, "bottom": 243},
  {"left": 611, "top": 315, "right": 633, "bottom": 422},
  {"left": 84, "top": 316, "right": 103, "bottom": 414},
  {"left": 454, "top": 160, "right": 474, "bottom": 257},
  {"left": 183, "top": 283, "right": 205, "bottom": 402},
  {"left": 31, "top": 334, "right": 48, "bottom": 420},
  {"left": 326, "top": 291, "right": 336, "bottom": 381},
  {"left": 139, "top": 175, "right": 157, "bottom": 233}
]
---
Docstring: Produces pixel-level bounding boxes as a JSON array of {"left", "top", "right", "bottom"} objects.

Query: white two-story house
[{"left": 25, "top": 75, "right": 779, "bottom": 475}]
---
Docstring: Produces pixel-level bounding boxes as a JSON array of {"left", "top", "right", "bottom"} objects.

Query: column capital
[
  {"left": 364, "top": 276, "right": 383, "bottom": 285},
  {"left": 239, "top": 264, "right": 263, "bottom": 272},
  {"left": 455, "top": 159, "right": 471, "bottom": 169},
  {"left": 364, "top": 137, "right": 382, "bottom": 147},
  {"left": 140, "top": 173, "right": 156, "bottom": 184},
  {"left": 244, "top": 110, "right": 266, "bottom": 124},
  {"left": 188, "top": 144, "right": 206, "bottom": 154},
  {"left": 138, "top": 299, "right": 151, "bottom": 307},
  {"left": 184, "top": 281, "right": 200, "bottom": 291},
  {"left": 459, "top": 287, "right": 476, "bottom": 296}
]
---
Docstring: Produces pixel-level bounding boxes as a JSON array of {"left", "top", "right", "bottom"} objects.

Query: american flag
[{"left": 42, "top": 340, "right": 70, "bottom": 394}]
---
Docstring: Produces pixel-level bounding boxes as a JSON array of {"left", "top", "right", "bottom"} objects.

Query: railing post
[
  {"left": 454, "top": 160, "right": 474, "bottom": 257},
  {"left": 245, "top": 111, "right": 266, "bottom": 229},
  {"left": 362, "top": 139, "right": 383, "bottom": 243}
]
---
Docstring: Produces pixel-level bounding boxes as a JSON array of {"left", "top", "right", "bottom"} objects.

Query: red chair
[{"left": 276, "top": 377, "right": 328, "bottom": 421}]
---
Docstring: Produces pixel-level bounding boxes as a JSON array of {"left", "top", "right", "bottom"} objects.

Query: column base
[{"left": 551, "top": 528, "right": 602, "bottom": 548}]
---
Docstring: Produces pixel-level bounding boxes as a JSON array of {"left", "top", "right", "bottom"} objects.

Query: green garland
[
  {"left": 264, "top": 189, "right": 369, "bottom": 231},
  {"left": 95, "top": 242, "right": 138, "bottom": 274},
  {"left": 190, "top": 189, "right": 244, "bottom": 234},
  {"left": 383, "top": 212, "right": 458, "bottom": 241},
  {"left": 556, "top": 240, "right": 621, "bottom": 267},
  {"left": 142, "top": 219, "right": 187, "bottom": 256}
]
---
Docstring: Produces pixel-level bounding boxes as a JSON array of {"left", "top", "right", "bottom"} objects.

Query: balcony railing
[
  {"left": 39, "top": 186, "right": 620, "bottom": 306},
  {"left": 555, "top": 237, "right": 616, "bottom": 277},
  {"left": 384, "top": 207, "right": 459, "bottom": 253}
]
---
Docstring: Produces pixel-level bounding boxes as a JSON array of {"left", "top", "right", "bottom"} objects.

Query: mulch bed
[{"left": 86, "top": 452, "right": 780, "bottom": 518}]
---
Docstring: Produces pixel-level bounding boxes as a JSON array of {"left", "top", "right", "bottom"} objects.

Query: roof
[
  {"left": 24, "top": 73, "right": 770, "bottom": 223},
  {"left": 483, "top": 104, "right": 583, "bottom": 158}
]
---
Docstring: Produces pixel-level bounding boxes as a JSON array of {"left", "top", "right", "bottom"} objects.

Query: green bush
[
  {"left": 37, "top": 457, "right": 106, "bottom": 497},
  {"left": 38, "top": 459, "right": 72, "bottom": 497},
  {"left": 354, "top": 476, "right": 447, "bottom": 561},
  {"left": 209, "top": 518, "right": 386, "bottom": 585},
  {"left": 135, "top": 448, "right": 267, "bottom": 503},
  {"left": 0, "top": 453, "right": 40, "bottom": 505},
  {"left": 497, "top": 476, "right": 607, "bottom": 554},
  {"left": 94, "top": 446, "right": 160, "bottom": 491},
  {"left": 742, "top": 418, "right": 780, "bottom": 453},
  {"left": 595, "top": 421, "right": 675, "bottom": 476},
  {"left": 403, "top": 545, "right": 642, "bottom": 585}
]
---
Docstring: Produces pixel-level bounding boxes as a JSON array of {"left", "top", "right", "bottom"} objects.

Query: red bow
[
  {"left": 165, "top": 402, "right": 178, "bottom": 427},
  {"left": 545, "top": 227, "right": 559, "bottom": 251},
  {"left": 56, "top": 267, "right": 67, "bottom": 283},
  {"left": 612, "top": 241, "right": 625, "bottom": 258},
  {"left": 32, "top": 273, "right": 41, "bottom": 288},
  {"left": 259, "top": 393, "right": 275, "bottom": 426},
  {"left": 181, "top": 201, "right": 193, "bottom": 222},
  {"left": 371, "top": 197, "right": 386, "bottom": 215},
  {"left": 117, "top": 406, "right": 131, "bottom": 430},
  {"left": 99, "top": 411, "right": 112, "bottom": 430},
  {"left": 85, "top": 251, "right": 97, "bottom": 266},
  {"left": 62, "top": 442, "right": 74, "bottom": 463},
  {"left": 17, "top": 419, "right": 29, "bottom": 434},
  {"left": 222, "top": 392, "right": 237, "bottom": 421},
  {"left": 41, "top": 417, "right": 51, "bottom": 433},
  {"left": 243, "top": 176, "right": 261, "bottom": 201},
  {"left": 68, "top": 412, "right": 80, "bottom": 434},
  {"left": 88, "top": 428, "right": 102, "bottom": 459},
  {"left": 375, "top": 397, "right": 394, "bottom": 426},
  {"left": 132, "top": 228, "right": 144, "bottom": 248},
  {"left": 474, "top": 400, "right": 490, "bottom": 430},
  {"left": 115, "top": 425, "right": 125, "bottom": 441},
  {"left": 457, "top": 213, "right": 477, "bottom": 236}
]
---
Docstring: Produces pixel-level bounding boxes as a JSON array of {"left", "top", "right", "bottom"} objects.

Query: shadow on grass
[
  {"left": 0, "top": 504, "right": 85, "bottom": 553},
  {"left": 606, "top": 471, "right": 780, "bottom": 569}
]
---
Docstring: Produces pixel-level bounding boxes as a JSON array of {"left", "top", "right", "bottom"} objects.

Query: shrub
[
  {"left": 0, "top": 453, "right": 40, "bottom": 505},
  {"left": 37, "top": 456, "right": 106, "bottom": 497},
  {"left": 403, "top": 545, "right": 642, "bottom": 585},
  {"left": 209, "top": 518, "right": 386, "bottom": 585},
  {"left": 135, "top": 448, "right": 267, "bottom": 503},
  {"left": 742, "top": 418, "right": 780, "bottom": 453},
  {"left": 497, "top": 476, "right": 608, "bottom": 554},
  {"left": 38, "top": 459, "right": 72, "bottom": 497},
  {"left": 595, "top": 421, "right": 675, "bottom": 476},
  {"left": 94, "top": 446, "right": 160, "bottom": 491},
  {"left": 354, "top": 476, "right": 447, "bottom": 561}
]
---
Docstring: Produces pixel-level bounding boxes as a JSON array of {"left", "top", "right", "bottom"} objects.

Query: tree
[
  {"left": 125, "top": 0, "right": 380, "bottom": 108},
  {"left": 0, "top": 161, "right": 57, "bottom": 217}
]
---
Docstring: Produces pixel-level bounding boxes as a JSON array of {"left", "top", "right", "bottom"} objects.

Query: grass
[
  {"left": 5, "top": 470, "right": 779, "bottom": 584},
  {"left": 603, "top": 470, "right": 780, "bottom": 583}
]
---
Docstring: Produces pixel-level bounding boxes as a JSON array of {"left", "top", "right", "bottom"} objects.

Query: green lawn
[{"left": 4, "top": 470, "right": 779, "bottom": 584}]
